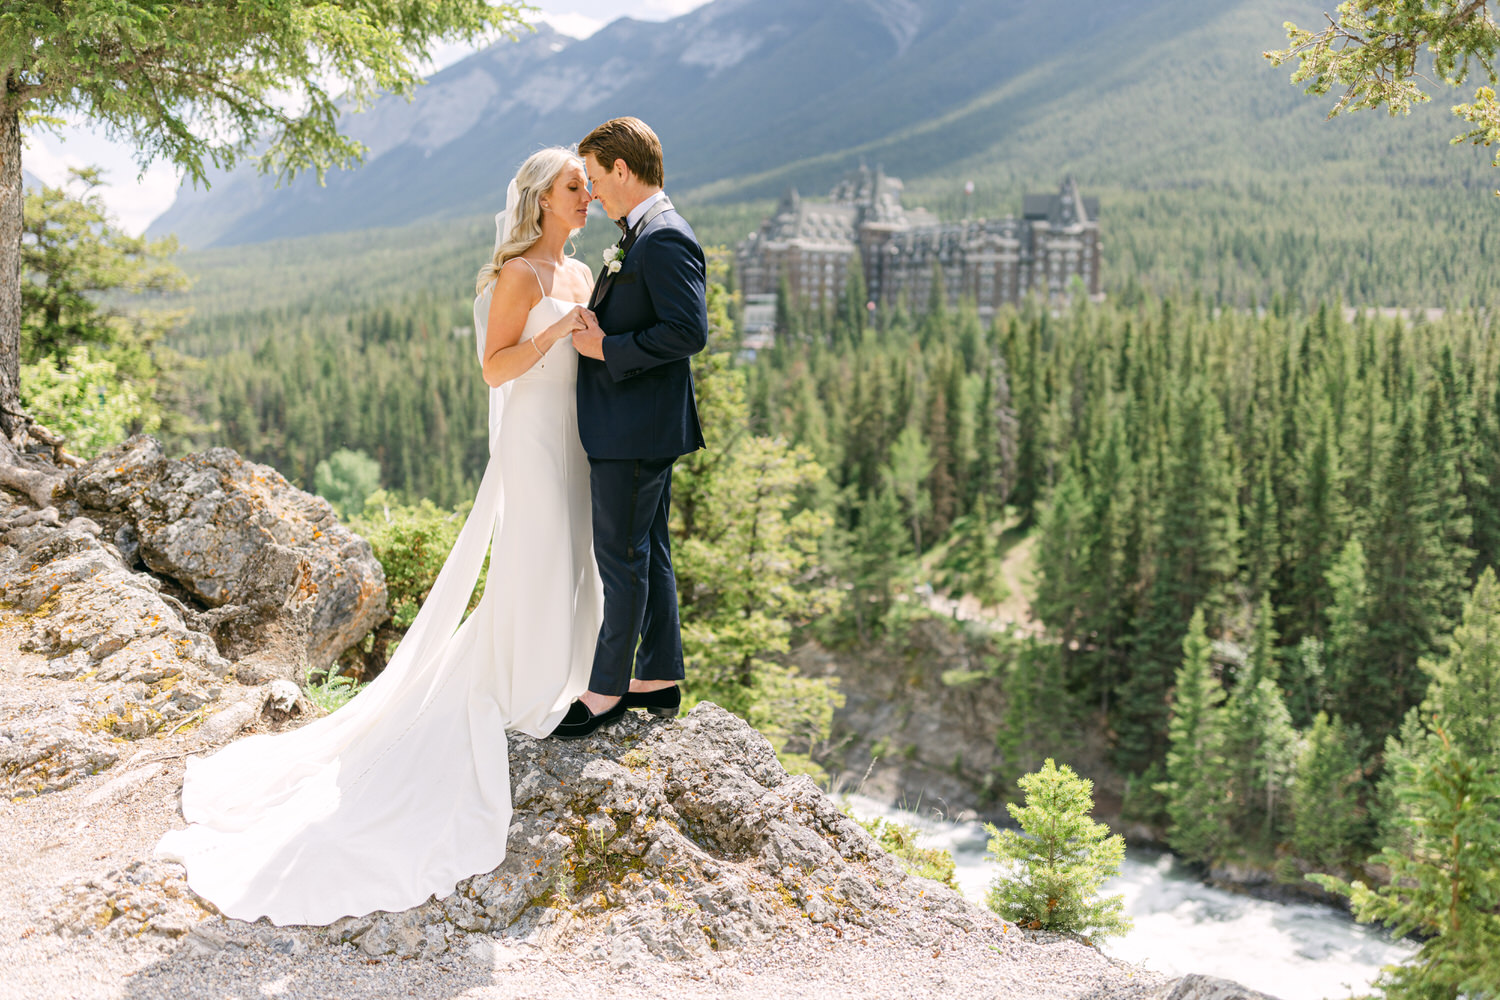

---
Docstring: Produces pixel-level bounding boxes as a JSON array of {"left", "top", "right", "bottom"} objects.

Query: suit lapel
[{"left": 589, "top": 196, "right": 674, "bottom": 310}]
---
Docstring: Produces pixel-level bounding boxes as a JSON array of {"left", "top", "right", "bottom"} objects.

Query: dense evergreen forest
[{"left": 752, "top": 283, "right": 1500, "bottom": 869}]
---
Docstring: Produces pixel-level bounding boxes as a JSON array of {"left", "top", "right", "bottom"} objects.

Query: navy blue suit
[{"left": 579, "top": 197, "right": 707, "bottom": 695}]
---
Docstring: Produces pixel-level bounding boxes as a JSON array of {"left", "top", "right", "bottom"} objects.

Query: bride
[{"left": 155, "top": 147, "right": 605, "bottom": 926}]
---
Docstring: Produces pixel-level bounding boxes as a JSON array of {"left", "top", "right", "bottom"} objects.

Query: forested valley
[{"left": 21, "top": 159, "right": 1500, "bottom": 993}]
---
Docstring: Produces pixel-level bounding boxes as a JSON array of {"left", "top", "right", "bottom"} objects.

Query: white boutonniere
[{"left": 602, "top": 244, "right": 625, "bottom": 275}]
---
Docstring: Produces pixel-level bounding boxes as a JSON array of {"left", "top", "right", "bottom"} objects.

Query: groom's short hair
[{"left": 579, "top": 118, "right": 664, "bottom": 188}]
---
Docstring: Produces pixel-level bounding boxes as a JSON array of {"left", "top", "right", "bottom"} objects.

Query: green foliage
[
  {"left": 1291, "top": 712, "right": 1368, "bottom": 872},
  {"left": 305, "top": 668, "right": 362, "bottom": 715},
  {"left": 996, "top": 639, "right": 1086, "bottom": 801},
  {"left": 931, "top": 497, "right": 1009, "bottom": 606},
  {"left": 1310, "top": 726, "right": 1500, "bottom": 1000},
  {"left": 984, "top": 758, "right": 1131, "bottom": 940},
  {"left": 21, "top": 168, "right": 187, "bottom": 361},
  {"left": 886, "top": 421, "right": 934, "bottom": 555},
  {"left": 315, "top": 448, "right": 383, "bottom": 519},
  {"left": 20, "top": 170, "right": 196, "bottom": 447},
  {"left": 1161, "top": 609, "right": 1232, "bottom": 866},
  {"left": 1267, "top": 0, "right": 1500, "bottom": 178},
  {"left": 5, "top": 1, "right": 530, "bottom": 185},
  {"left": 1417, "top": 565, "right": 1500, "bottom": 762},
  {"left": 675, "top": 266, "right": 843, "bottom": 774},
  {"left": 20, "top": 346, "right": 152, "bottom": 458},
  {"left": 184, "top": 295, "right": 489, "bottom": 508},
  {"left": 1221, "top": 597, "right": 1299, "bottom": 855},
  {"left": 856, "top": 815, "right": 959, "bottom": 890},
  {"left": 348, "top": 490, "right": 471, "bottom": 632}
]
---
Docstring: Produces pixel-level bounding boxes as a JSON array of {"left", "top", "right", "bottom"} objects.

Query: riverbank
[
  {"left": 796, "top": 617, "right": 1351, "bottom": 909},
  {"left": 840, "top": 795, "right": 1416, "bottom": 1000}
]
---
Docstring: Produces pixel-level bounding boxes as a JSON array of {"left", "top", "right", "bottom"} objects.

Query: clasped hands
[{"left": 559, "top": 305, "right": 606, "bottom": 361}]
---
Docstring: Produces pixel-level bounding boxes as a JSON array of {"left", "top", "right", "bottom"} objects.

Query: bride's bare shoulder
[{"left": 494, "top": 257, "right": 544, "bottom": 295}]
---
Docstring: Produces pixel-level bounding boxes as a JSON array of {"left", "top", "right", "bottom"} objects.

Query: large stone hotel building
[{"left": 734, "top": 167, "right": 1100, "bottom": 334}]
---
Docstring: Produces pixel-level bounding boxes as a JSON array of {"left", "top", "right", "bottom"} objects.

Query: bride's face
[{"left": 545, "top": 162, "right": 592, "bottom": 231}]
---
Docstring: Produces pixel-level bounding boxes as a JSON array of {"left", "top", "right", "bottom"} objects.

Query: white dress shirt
[{"left": 626, "top": 190, "right": 668, "bottom": 232}]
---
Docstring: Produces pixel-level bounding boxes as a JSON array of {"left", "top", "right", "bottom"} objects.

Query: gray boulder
[
  {"left": 68, "top": 436, "right": 387, "bottom": 673},
  {"left": 1151, "top": 975, "right": 1284, "bottom": 1000}
]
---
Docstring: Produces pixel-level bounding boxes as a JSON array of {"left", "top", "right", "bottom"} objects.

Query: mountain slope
[{"left": 151, "top": 0, "right": 1308, "bottom": 247}]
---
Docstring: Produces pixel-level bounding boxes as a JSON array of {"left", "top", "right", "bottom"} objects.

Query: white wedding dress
[{"left": 155, "top": 284, "right": 602, "bottom": 926}]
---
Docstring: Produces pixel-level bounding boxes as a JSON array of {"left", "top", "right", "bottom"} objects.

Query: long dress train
[{"left": 155, "top": 292, "right": 601, "bottom": 926}]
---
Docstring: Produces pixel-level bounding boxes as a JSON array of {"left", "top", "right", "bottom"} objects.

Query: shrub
[
  {"left": 348, "top": 490, "right": 475, "bottom": 631},
  {"left": 20, "top": 346, "right": 154, "bottom": 458},
  {"left": 858, "top": 815, "right": 959, "bottom": 890}
]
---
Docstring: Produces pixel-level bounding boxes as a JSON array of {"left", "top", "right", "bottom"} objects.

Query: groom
[{"left": 551, "top": 116, "right": 708, "bottom": 740}]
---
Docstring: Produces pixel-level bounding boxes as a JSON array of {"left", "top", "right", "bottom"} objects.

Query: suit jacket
[{"left": 578, "top": 201, "right": 708, "bottom": 459}]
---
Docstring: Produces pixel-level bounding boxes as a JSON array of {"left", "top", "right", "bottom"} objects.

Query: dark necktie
[{"left": 613, "top": 215, "right": 629, "bottom": 238}]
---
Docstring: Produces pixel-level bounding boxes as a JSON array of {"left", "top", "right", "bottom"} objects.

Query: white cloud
[{"left": 22, "top": 125, "right": 182, "bottom": 236}]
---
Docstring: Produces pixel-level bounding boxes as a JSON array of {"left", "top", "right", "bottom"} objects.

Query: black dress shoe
[
  {"left": 621, "top": 685, "right": 680, "bottom": 718},
  {"left": 550, "top": 698, "right": 627, "bottom": 740}
]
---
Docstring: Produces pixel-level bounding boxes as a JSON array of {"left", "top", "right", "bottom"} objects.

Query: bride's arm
[{"left": 481, "top": 262, "right": 581, "bottom": 387}]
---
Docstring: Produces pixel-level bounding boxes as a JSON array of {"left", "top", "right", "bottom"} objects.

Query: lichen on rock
[{"left": 0, "top": 436, "right": 389, "bottom": 797}]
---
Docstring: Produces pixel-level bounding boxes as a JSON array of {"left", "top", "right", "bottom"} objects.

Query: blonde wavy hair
[{"left": 475, "top": 146, "right": 585, "bottom": 295}]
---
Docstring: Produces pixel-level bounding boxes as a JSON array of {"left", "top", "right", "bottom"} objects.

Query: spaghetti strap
[{"left": 511, "top": 257, "right": 547, "bottom": 298}]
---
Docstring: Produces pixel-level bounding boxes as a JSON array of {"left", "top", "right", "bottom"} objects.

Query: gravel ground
[{"left": 1, "top": 634, "right": 1161, "bottom": 1000}]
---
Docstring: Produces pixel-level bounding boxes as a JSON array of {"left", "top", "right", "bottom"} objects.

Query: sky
[{"left": 23, "top": 0, "right": 711, "bottom": 235}]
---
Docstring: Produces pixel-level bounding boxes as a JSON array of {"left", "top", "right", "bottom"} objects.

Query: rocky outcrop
[
  {"left": 0, "top": 494, "right": 233, "bottom": 796},
  {"left": 0, "top": 437, "right": 384, "bottom": 797},
  {"left": 310, "top": 704, "right": 998, "bottom": 963},
  {"left": 39, "top": 702, "right": 1280, "bottom": 999},
  {"left": 1150, "top": 975, "right": 1284, "bottom": 1000},
  {"left": 68, "top": 436, "right": 387, "bottom": 673},
  {"left": 40, "top": 704, "right": 1122, "bottom": 987}
]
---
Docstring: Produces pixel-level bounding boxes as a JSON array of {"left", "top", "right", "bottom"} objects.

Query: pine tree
[
  {"left": 1472, "top": 381, "right": 1500, "bottom": 577},
  {"left": 985, "top": 759, "right": 1132, "bottom": 941},
  {"left": 1356, "top": 405, "right": 1472, "bottom": 746},
  {"left": 1310, "top": 726, "right": 1500, "bottom": 1000},
  {"left": 1222, "top": 595, "right": 1299, "bottom": 852},
  {"left": 970, "top": 350, "right": 1018, "bottom": 509},
  {"left": 1418, "top": 566, "right": 1500, "bottom": 762},
  {"left": 923, "top": 373, "right": 959, "bottom": 539},
  {"left": 1324, "top": 537, "right": 1371, "bottom": 732},
  {"left": 1009, "top": 316, "right": 1046, "bottom": 520},
  {"left": 1161, "top": 609, "right": 1231, "bottom": 864},
  {"left": 1291, "top": 712, "right": 1369, "bottom": 870},
  {"left": 1116, "top": 387, "right": 1241, "bottom": 771},
  {"left": 1244, "top": 455, "right": 1281, "bottom": 602},
  {"left": 885, "top": 421, "right": 934, "bottom": 555},
  {"left": 842, "top": 484, "right": 911, "bottom": 642},
  {"left": 1285, "top": 405, "right": 1348, "bottom": 644}
]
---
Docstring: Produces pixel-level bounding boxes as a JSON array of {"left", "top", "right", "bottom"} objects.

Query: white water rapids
[{"left": 842, "top": 794, "right": 1418, "bottom": 1000}]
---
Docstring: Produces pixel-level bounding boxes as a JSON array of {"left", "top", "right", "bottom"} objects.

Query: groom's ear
[{"left": 611, "top": 158, "right": 632, "bottom": 181}]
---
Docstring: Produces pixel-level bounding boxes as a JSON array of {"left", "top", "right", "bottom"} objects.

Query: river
[{"left": 842, "top": 794, "right": 1418, "bottom": 1000}]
